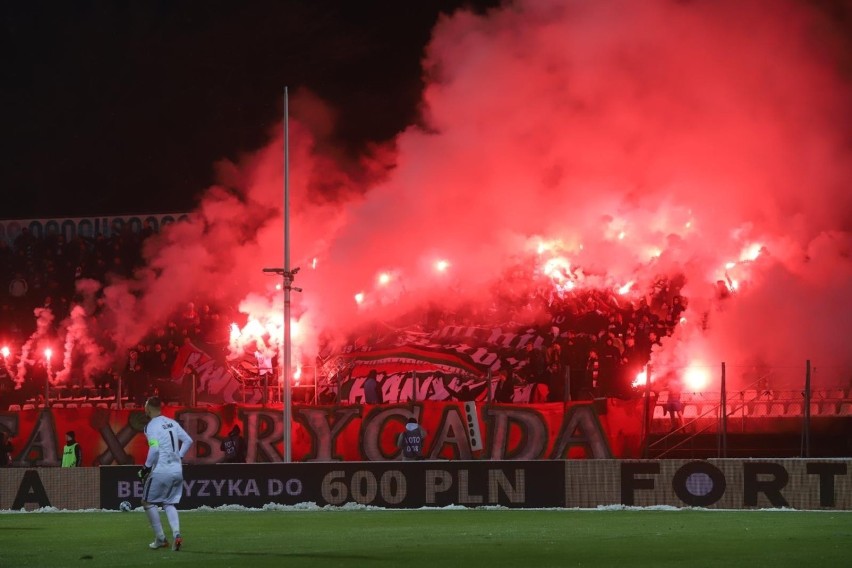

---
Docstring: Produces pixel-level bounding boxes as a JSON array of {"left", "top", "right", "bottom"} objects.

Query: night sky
[{"left": 2, "top": 0, "right": 499, "bottom": 220}]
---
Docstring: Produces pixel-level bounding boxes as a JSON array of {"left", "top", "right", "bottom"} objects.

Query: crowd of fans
[
  {"left": 0, "top": 224, "right": 233, "bottom": 409},
  {"left": 346, "top": 262, "right": 687, "bottom": 403},
  {"left": 0, "top": 224, "right": 152, "bottom": 339},
  {"left": 0, "top": 224, "right": 686, "bottom": 408},
  {"left": 452, "top": 294, "right": 682, "bottom": 402}
]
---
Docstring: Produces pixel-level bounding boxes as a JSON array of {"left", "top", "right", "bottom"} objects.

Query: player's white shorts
[{"left": 142, "top": 470, "right": 184, "bottom": 505}]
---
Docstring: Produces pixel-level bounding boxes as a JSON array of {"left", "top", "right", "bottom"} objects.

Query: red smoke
[
  {"left": 21, "top": 0, "right": 852, "bottom": 392},
  {"left": 303, "top": 0, "right": 851, "bottom": 389}
]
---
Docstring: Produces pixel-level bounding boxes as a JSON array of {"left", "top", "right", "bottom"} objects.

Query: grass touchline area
[{"left": 1, "top": 509, "right": 850, "bottom": 567}]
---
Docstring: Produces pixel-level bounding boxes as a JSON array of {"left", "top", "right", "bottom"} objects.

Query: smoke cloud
[
  {"left": 304, "top": 0, "right": 852, "bottom": 389},
  {"left": 15, "top": 307, "right": 54, "bottom": 386},
  {"left": 29, "top": 0, "right": 851, "bottom": 392}
]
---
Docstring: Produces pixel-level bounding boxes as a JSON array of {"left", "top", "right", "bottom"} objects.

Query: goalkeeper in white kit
[{"left": 138, "top": 396, "right": 193, "bottom": 551}]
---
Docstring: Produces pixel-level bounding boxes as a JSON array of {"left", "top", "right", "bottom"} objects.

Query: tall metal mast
[{"left": 263, "top": 87, "right": 300, "bottom": 462}]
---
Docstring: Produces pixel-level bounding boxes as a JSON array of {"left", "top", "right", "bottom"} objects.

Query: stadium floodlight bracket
[{"left": 262, "top": 267, "right": 302, "bottom": 292}]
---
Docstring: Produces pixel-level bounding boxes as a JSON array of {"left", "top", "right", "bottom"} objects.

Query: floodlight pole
[
  {"left": 719, "top": 362, "right": 727, "bottom": 458},
  {"left": 803, "top": 359, "right": 811, "bottom": 458},
  {"left": 641, "top": 363, "right": 652, "bottom": 458},
  {"left": 45, "top": 365, "right": 51, "bottom": 408},
  {"left": 263, "top": 87, "right": 301, "bottom": 463}
]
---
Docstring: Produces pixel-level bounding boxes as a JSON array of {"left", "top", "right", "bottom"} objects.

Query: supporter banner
[
  {"left": 0, "top": 399, "right": 643, "bottom": 467},
  {"left": 0, "top": 212, "right": 190, "bottom": 244},
  {"left": 172, "top": 343, "right": 258, "bottom": 405},
  {"left": 100, "top": 460, "right": 565, "bottom": 510},
  {"left": 318, "top": 326, "right": 544, "bottom": 404},
  {"left": 175, "top": 338, "right": 556, "bottom": 406},
  {"left": 565, "top": 459, "right": 852, "bottom": 510},
  {"left": 331, "top": 344, "right": 486, "bottom": 378},
  {"left": 329, "top": 370, "right": 551, "bottom": 406},
  {"left": 181, "top": 322, "right": 577, "bottom": 406}
]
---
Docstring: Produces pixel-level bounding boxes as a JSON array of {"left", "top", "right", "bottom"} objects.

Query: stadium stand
[
  {"left": 2, "top": 219, "right": 851, "bottom": 422},
  {"left": 768, "top": 403, "right": 786, "bottom": 417},
  {"left": 750, "top": 403, "right": 768, "bottom": 417},
  {"left": 682, "top": 404, "right": 700, "bottom": 419}
]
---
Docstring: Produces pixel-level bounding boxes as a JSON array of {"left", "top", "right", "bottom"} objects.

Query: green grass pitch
[{"left": 1, "top": 508, "right": 850, "bottom": 567}]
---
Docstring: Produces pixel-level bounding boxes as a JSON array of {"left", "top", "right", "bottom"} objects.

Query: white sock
[
  {"left": 144, "top": 504, "right": 164, "bottom": 539},
  {"left": 163, "top": 504, "right": 181, "bottom": 537}
]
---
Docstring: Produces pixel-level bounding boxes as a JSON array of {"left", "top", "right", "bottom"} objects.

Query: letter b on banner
[{"left": 464, "top": 402, "right": 483, "bottom": 451}]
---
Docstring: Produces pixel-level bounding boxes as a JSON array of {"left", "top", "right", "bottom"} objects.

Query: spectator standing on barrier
[
  {"left": 494, "top": 368, "right": 515, "bottom": 403},
  {"left": 126, "top": 349, "right": 146, "bottom": 407},
  {"left": 598, "top": 334, "right": 621, "bottom": 396},
  {"left": 545, "top": 340, "right": 562, "bottom": 375},
  {"left": 254, "top": 344, "right": 273, "bottom": 383},
  {"left": 220, "top": 424, "right": 246, "bottom": 463},
  {"left": 61, "top": 430, "right": 81, "bottom": 467},
  {"left": 1, "top": 431, "right": 13, "bottom": 466},
  {"left": 363, "top": 369, "right": 383, "bottom": 404},
  {"left": 663, "top": 373, "right": 684, "bottom": 432},
  {"left": 397, "top": 417, "right": 427, "bottom": 460},
  {"left": 546, "top": 360, "right": 565, "bottom": 403},
  {"left": 521, "top": 342, "right": 548, "bottom": 384},
  {"left": 582, "top": 349, "right": 600, "bottom": 400},
  {"left": 139, "top": 396, "right": 193, "bottom": 552}
]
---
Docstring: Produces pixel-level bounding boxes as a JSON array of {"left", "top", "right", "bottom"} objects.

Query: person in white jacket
[{"left": 138, "top": 396, "right": 193, "bottom": 552}]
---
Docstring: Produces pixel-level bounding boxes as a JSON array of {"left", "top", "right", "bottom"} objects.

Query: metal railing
[{"left": 645, "top": 361, "right": 851, "bottom": 459}]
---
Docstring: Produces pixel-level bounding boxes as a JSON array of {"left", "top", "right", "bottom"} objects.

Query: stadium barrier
[
  {"left": 0, "top": 467, "right": 100, "bottom": 510},
  {"left": 566, "top": 459, "right": 850, "bottom": 510},
  {"left": 2, "top": 459, "right": 849, "bottom": 511}
]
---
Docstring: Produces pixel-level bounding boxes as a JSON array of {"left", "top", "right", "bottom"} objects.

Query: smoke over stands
[{"left": 18, "top": 0, "right": 852, "bottom": 391}]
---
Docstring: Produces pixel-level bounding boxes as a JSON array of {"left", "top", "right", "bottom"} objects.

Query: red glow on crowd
[{"left": 2, "top": 0, "right": 851, "bottom": 400}]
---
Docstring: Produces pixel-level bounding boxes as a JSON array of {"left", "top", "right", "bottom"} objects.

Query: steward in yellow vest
[{"left": 61, "top": 431, "right": 81, "bottom": 467}]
